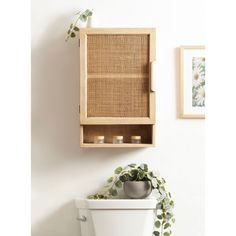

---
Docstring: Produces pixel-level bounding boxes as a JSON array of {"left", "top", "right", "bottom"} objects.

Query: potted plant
[
  {"left": 88, "top": 163, "right": 175, "bottom": 236},
  {"left": 65, "top": 9, "right": 93, "bottom": 42},
  {"left": 120, "top": 164, "right": 152, "bottom": 198}
]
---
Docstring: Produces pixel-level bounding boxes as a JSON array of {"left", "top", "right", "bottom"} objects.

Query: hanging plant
[
  {"left": 88, "top": 163, "right": 175, "bottom": 236},
  {"left": 65, "top": 9, "right": 93, "bottom": 42}
]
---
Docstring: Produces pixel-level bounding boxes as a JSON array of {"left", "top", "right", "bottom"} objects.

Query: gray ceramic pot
[{"left": 123, "top": 181, "right": 152, "bottom": 199}]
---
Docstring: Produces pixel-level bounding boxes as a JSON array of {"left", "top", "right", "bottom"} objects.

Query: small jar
[
  {"left": 113, "top": 136, "right": 123, "bottom": 144},
  {"left": 94, "top": 136, "right": 105, "bottom": 144},
  {"left": 131, "top": 136, "right": 141, "bottom": 144}
]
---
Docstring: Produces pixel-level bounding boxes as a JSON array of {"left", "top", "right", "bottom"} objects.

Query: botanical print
[{"left": 192, "top": 57, "right": 205, "bottom": 107}]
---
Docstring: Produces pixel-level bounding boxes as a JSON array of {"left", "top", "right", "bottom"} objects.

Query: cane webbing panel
[
  {"left": 83, "top": 125, "right": 152, "bottom": 144},
  {"left": 87, "top": 34, "right": 150, "bottom": 117}
]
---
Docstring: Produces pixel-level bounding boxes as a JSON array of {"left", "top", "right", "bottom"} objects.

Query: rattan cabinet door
[{"left": 80, "top": 29, "right": 156, "bottom": 125}]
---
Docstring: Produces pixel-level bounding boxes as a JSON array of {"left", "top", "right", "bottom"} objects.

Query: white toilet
[{"left": 75, "top": 199, "right": 156, "bottom": 236}]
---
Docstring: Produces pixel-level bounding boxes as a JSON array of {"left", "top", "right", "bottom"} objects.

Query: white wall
[{"left": 31, "top": 1, "right": 205, "bottom": 236}]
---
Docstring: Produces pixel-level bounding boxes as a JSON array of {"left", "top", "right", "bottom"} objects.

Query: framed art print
[{"left": 179, "top": 46, "right": 205, "bottom": 119}]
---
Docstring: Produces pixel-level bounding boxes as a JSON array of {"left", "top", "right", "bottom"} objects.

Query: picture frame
[{"left": 179, "top": 45, "right": 205, "bottom": 119}]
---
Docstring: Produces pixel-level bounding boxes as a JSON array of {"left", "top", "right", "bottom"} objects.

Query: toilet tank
[{"left": 75, "top": 199, "right": 156, "bottom": 236}]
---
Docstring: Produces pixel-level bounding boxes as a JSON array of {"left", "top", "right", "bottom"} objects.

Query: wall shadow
[
  {"left": 31, "top": 16, "right": 141, "bottom": 171},
  {"left": 32, "top": 201, "right": 81, "bottom": 236},
  {"left": 175, "top": 47, "right": 180, "bottom": 119},
  {"left": 32, "top": 16, "right": 145, "bottom": 236}
]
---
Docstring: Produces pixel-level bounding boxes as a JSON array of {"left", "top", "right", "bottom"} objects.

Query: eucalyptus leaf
[
  {"left": 151, "top": 178, "right": 158, "bottom": 188},
  {"left": 107, "top": 177, "right": 113, "bottom": 183},
  {"left": 155, "top": 221, "right": 161, "bottom": 228},
  {"left": 87, "top": 11, "right": 93, "bottom": 16},
  {"left": 73, "top": 26, "right": 79, "bottom": 31},
  {"left": 128, "top": 163, "right": 136, "bottom": 168},
  {"left": 157, "top": 215, "right": 162, "bottom": 220},
  {"left": 115, "top": 180, "right": 122, "bottom": 188},
  {"left": 156, "top": 202, "right": 163, "bottom": 209},
  {"left": 71, "top": 32, "right": 76, "bottom": 37},
  {"left": 115, "top": 167, "right": 123, "bottom": 174},
  {"left": 87, "top": 195, "right": 94, "bottom": 199},
  {"left": 164, "top": 223, "right": 170, "bottom": 229},
  {"left": 109, "top": 188, "right": 118, "bottom": 196},
  {"left": 139, "top": 163, "right": 148, "bottom": 172},
  {"left": 164, "top": 232, "right": 170, "bottom": 236},
  {"left": 79, "top": 14, "right": 87, "bottom": 22},
  {"left": 130, "top": 169, "right": 137, "bottom": 175},
  {"left": 153, "top": 231, "right": 160, "bottom": 236},
  {"left": 166, "top": 212, "right": 173, "bottom": 220},
  {"left": 138, "top": 170, "right": 145, "bottom": 180},
  {"left": 84, "top": 9, "right": 92, "bottom": 16},
  {"left": 119, "top": 173, "right": 129, "bottom": 182}
]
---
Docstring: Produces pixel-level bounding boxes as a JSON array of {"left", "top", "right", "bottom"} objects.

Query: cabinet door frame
[{"left": 80, "top": 28, "right": 156, "bottom": 125}]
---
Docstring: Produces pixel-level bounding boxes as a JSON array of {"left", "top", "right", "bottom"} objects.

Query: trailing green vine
[
  {"left": 65, "top": 9, "right": 93, "bottom": 42},
  {"left": 88, "top": 163, "right": 175, "bottom": 236}
]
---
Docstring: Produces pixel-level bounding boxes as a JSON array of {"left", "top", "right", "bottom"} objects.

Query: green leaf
[
  {"left": 115, "top": 167, "right": 123, "bottom": 174},
  {"left": 75, "top": 11, "right": 81, "bottom": 15},
  {"left": 156, "top": 202, "right": 163, "bottom": 209},
  {"left": 155, "top": 221, "right": 161, "bottom": 228},
  {"left": 67, "top": 30, "right": 71, "bottom": 34},
  {"left": 163, "top": 233, "right": 170, "bottom": 236},
  {"left": 107, "top": 177, "right": 113, "bottom": 183},
  {"left": 153, "top": 231, "right": 160, "bottom": 236},
  {"left": 128, "top": 163, "right": 136, "bottom": 168},
  {"left": 130, "top": 169, "right": 137, "bottom": 175},
  {"left": 130, "top": 169, "right": 138, "bottom": 179},
  {"left": 138, "top": 170, "right": 145, "bottom": 180},
  {"left": 151, "top": 178, "right": 158, "bottom": 188},
  {"left": 157, "top": 215, "right": 162, "bottom": 220},
  {"left": 171, "top": 218, "right": 175, "bottom": 223},
  {"left": 79, "top": 14, "right": 87, "bottom": 22},
  {"left": 139, "top": 163, "right": 148, "bottom": 172},
  {"left": 115, "top": 180, "right": 122, "bottom": 188},
  {"left": 109, "top": 188, "right": 118, "bottom": 196},
  {"left": 71, "top": 32, "right": 76, "bottom": 37},
  {"left": 149, "top": 171, "right": 154, "bottom": 177},
  {"left": 70, "top": 24, "right": 73, "bottom": 29},
  {"left": 164, "top": 223, "right": 170, "bottom": 229},
  {"left": 74, "top": 26, "right": 79, "bottom": 31},
  {"left": 166, "top": 212, "right": 173, "bottom": 220},
  {"left": 119, "top": 174, "right": 129, "bottom": 182},
  {"left": 83, "top": 9, "right": 92, "bottom": 16},
  {"left": 87, "top": 10, "right": 93, "bottom": 16}
]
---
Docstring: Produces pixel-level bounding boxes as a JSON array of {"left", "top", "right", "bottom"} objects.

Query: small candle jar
[
  {"left": 131, "top": 136, "right": 141, "bottom": 144},
  {"left": 94, "top": 136, "right": 105, "bottom": 144},
  {"left": 113, "top": 136, "right": 123, "bottom": 144}
]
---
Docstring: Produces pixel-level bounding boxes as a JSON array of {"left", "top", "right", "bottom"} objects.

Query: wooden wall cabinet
[{"left": 79, "top": 28, "right": 156, "bottom": 147}]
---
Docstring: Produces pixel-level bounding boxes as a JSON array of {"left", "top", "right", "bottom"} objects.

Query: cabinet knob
[{"left": 77, "top": 215, "right": 87, "bottom": 222}]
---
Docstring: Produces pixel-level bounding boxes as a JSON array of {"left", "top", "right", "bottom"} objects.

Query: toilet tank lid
[{"left": 75, "top": 199, "right": 157, "bottom": 209}]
